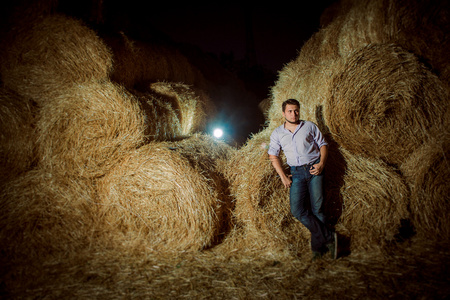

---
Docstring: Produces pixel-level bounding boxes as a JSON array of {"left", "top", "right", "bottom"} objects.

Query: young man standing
[{"left": 268, "top": 99, "right": 337, "bottom": 260}]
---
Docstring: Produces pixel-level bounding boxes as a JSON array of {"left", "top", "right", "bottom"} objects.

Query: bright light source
[{"left": 213, "top": 128, "right": 223, "bottom": 138}]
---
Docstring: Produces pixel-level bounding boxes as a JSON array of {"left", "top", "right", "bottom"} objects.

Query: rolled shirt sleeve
[{"left": 268, "top": 129, "right": 282, "bottom": 156}]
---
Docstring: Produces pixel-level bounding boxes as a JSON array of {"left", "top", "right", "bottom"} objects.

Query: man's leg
[
  {"left": 290, "top": 168, "right": 329, "bottom": 253},
  {"left": 309, "top": 172, "right": 326, "bottom": 224},
  {"left": 309, "top": 172, "right": 338, "bottom": 258}
]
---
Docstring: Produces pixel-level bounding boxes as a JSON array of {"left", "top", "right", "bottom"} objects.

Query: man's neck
[{"left": 284, "top": 121, "right": 300, "bottom": 133}]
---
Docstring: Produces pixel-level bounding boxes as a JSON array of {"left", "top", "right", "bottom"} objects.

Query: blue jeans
[{"left": 290, "top": 161, "right": 333, "bottom": 252}]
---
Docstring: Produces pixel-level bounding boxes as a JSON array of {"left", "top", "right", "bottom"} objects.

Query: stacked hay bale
[
  {"left": 126, "top": 81, "right": 213, "bottom": 142},
  {"left": 97, "top": 134, "right": 234, "bottom": 253},
  {"left": 36, "top": 80, "right": 147, "bottom": 178},
  {"left": 326, "top": 44, "right": 448, "bottom": 165},
  {"left": 0, "top": 9, "right": 230, "bottom": 275},
  {"left": 227, "top": 0, "right": 449, "bottom": 255},
  {"left": 399, "top": 118, "right": 450, "bottom": 239},
  {"left": 322, "top": 0, "right": 450, "bottom": 242},
  {"left": 149, "top": 81, "right": 213, "bottom": 135}
]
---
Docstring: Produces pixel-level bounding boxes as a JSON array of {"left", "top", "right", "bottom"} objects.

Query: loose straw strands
[{"left": 0, "top": 87, "right": 35, "bottom": 183}]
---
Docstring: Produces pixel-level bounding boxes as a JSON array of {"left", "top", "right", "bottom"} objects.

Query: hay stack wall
[
  {"left": 231, "top": 0, "right": 449, "bottom": 254},
  {"left": 0, "top": 5, "right": 233, "bottom": 260}
]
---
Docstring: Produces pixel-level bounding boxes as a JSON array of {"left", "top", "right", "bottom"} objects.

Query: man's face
[{"left": 283, "top": 104, "right": 300, "bottom": 124}]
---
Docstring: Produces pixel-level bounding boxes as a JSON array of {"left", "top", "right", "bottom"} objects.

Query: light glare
[{"left": 213, "top": 128, "right": 223, "bottom": 138}]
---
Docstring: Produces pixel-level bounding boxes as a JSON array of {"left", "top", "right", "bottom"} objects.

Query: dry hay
[
  {"left": 400, "top": 122, "right": 450, "bottom": 239},
  {"left": 149, "top": 81, "right": 212, "bottom": 135},
  {"left": 220, "top": 129, "right": 311, "bottom": 258},
  {"left": 326, "top": 43, "right": 449, "bottom": 165},
  {"left": 1, "top": 236, "right": 449, "bottom": 299},
  {"left": 36, "top": 80, "right": 146, "bottom": 178},
  {"left": 267, "top": 19, "right": 344, "bottom": 131},
  {"left": 333, "top": 0, "right": 450, "bottom": 83},
  {"left": 258, "top": 97, "right": 271, "bottom": 119},
  {"left": 0, "top": 169, "right": 99, "bottom": 264},
  {"left": 0, "top": 13, "right": 113, "bottom": 103},
  {"left": 128, "top": 82, "right": 215, "bottom": 142},
  {"left": 0, "top": 87, "right": 35, "bottom": 183},
  {"left": 336, "top": 148, "right": 410, "bottom": 250},
  {"left": 221, "top": 127, "right": 407, "bottom": 254},
  {"left": 103, "top": 31, "right": 207, "bottom": 91},
  {"left": 96, "top": 134, "right": 234, "bottom": 253},
  {"left": 129, "top": 88, "right": 183, "bottom": 141},
  {"left": 269, "top": 0, "right": 449, "bottom": 132}
]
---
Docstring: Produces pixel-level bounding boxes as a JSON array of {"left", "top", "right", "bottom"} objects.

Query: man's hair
[{"left": 282, "top": 99, "right": 300, "bottom": 112}]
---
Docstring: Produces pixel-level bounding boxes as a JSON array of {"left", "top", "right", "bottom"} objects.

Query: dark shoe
[
  {"left": 312, "top": 251, "right": 323, "bottom": 261},
  {"left": 326, "top": 232, "right": 338, "bottom": 259}
]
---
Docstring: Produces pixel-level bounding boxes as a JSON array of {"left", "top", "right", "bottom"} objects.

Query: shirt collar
[{"left": 283, "top": 120, "right": 304, "bottom": 133}]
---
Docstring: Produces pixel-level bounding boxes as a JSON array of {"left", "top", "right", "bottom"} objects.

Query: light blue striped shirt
[{"left": 268, "top": 121, "right": 328, "bottom": 167}]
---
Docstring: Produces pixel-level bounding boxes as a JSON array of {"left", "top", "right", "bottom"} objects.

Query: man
[{"left": 268, "top": 99, "right": 337, "bottom": 260}]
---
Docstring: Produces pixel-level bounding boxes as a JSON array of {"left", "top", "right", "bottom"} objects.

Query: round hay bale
[
  {"left": 96, "top": 134, "right": 234, "bottom": 252},
  {"left": 130, "top": 88, "right": 183, "bottom": 141},
  {"left": 0, "top": 14, "right": 113, "bottom": 103},
  {"left": 36, "top": 80, "right": 146, "bottom": 178},
  {"left": 258, "top": 98, "right": 271, "bottom": 119},
  {"left": 400, "top": 126, "right": 450, "bottom": 239},
  {"left": 221, "top": 129, "right": 311, "bottom": 256},
  {"left": 336, "top": 0, "right": 392, "bottom": 56},
  {"left": 326, "top": 43, "right": 449, "bottom": 165},
  {"left": 334, "top": 0, "right": 450, "bottom": 83},
  {"left": 336, "top": 148, "right": 410, "bottom": 250},
  {"left": 0, "top": 169, "right": 98, "bottom": 262},
  {"left": 149, "top": 81, "right": 211, "bottom": 135},
  {"left": 0, "top": 87, "right": 36, "bottom": 182}
]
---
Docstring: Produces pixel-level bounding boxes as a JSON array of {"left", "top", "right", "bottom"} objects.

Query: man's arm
[
  {"left": 310, "top": 145, "right": 328, "bottom": 176},
  {"left": 269, "top": 154, "right": 292, "bottom": 188}
]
